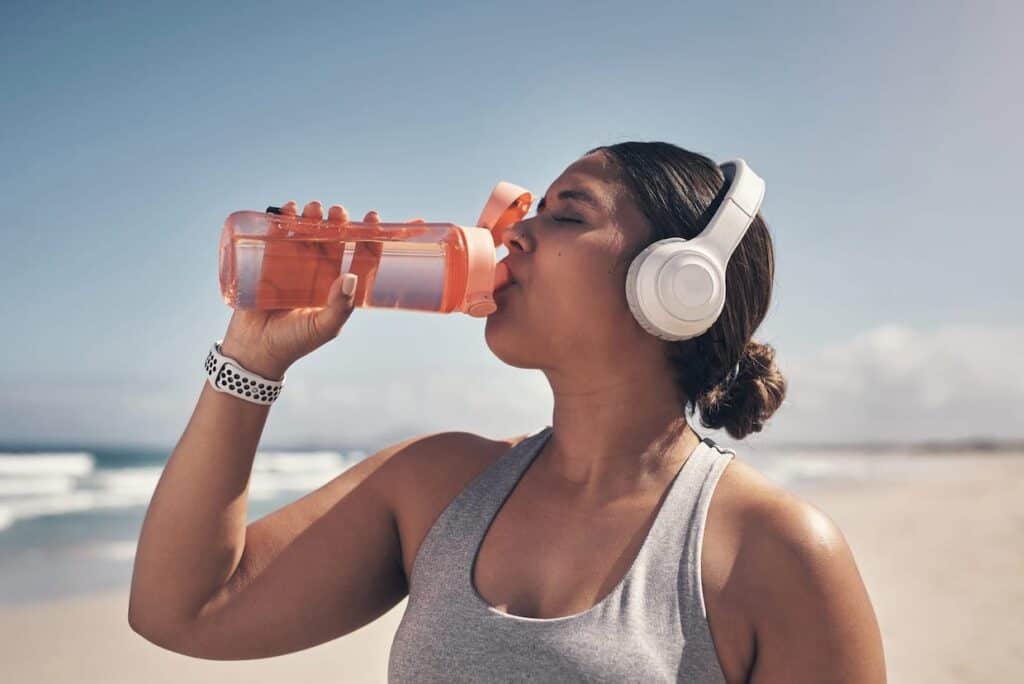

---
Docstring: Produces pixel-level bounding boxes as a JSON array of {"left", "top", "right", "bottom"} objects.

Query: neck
[{"left": 536, "top": 363, "right": 703, "bottom": 502}]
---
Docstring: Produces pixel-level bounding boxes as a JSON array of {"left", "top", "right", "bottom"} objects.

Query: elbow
[
  {"left": 128, "top": 615, "right": 178, "bottom": 652},
  {"left": 128, "top": 608, "right": 178, "bottom": 652},
  {"left": 127, "top": 580, "right": 199, "bottom": 655},
  {"left": 127, "top": 604, "right": 196, "bottom": 656},
  {"left": 128, "top": 610, "right": 233, "bottom": 661}
]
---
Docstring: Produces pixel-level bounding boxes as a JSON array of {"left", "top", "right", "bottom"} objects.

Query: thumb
[{"left": 313, "top": 273, "right": 358, "bottom": 338}]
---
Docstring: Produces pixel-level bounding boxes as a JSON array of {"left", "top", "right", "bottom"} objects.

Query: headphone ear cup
[
  {"left": 625, "top": 239, "right": 680, "bottom": 341},
  {"left": 625, "top": 238, "right": 727, "bottom": 341},
  {"left": 623, "top": 158, "right": 761, "bottom": 341}
]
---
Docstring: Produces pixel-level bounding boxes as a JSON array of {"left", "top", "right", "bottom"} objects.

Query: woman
[{"left": 129, "top": 142, "right": 886, "bottom": 682}]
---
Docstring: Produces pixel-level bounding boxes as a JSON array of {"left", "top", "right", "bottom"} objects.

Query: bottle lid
[
  {"left": 476, "top": 181, "right": 533, "bottom": 246},
  {"left": 460, "top": 226, "right": 499, "bottom": 317},
  {"left": 457, "top": 181, "right": 533, "bottom": 318}
]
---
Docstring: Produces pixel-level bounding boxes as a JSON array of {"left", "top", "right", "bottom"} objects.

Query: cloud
[
  {"left": 766, "top": 324, "right": 1024, "bottom": 445},
  {"left": 266, "top": 365, "right": 552, "bottom": 447},
  {"left": 1, "top": 324, "right": 1020, "bottom": 449},
  {"left": 0, "top": 365, "right": 553, "bottom": 450}
]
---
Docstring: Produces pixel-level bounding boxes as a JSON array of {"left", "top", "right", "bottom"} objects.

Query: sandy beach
[{"left": 2, "top": 451, "right": 1021, "bottom": 683}]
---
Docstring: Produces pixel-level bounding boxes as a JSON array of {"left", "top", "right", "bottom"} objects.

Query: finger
[
  {"left": 281, "top": 200, "right": 299, "bottom": 216},
  {"left": 314, "top": 272, "right": 359, "bottom": 339},
  {"left": 302, "top": 200, "right": 323, "bottom": 220},
  {"left": 363, "top": 210, "right": 380, "bottom": 223},
  {"left": 327, "top": 204, "right": 349, "bottom": 223}
]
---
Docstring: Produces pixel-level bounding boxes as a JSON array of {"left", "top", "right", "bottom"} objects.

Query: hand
[{"left": 221, "top": 200, "right": 425, "bottom": 379}]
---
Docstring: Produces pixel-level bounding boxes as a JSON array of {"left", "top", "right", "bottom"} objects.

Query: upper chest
[
  {"left": 391, "top": 435, "right": 758, "bottom": 682},
  {"left": 472, "top": 469, "right": 673, "bottom": 620}
]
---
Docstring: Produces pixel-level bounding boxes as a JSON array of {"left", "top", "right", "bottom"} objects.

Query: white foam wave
[
  {"left": 0, "top": 476, "right": 76, "bottom": 497},
  {"left": 87, "top": 466, "right": 164, "bottom": 493},
  {"left": 66, "top": 540, "right": 138, "bottom": 561},
  {"left": 0, "top": 453, "right": 95, "bottom": 477},
  {"left": 758, "top": 456, "right": 889, "bottom": 486},
  {"left": 254, "top": 450, "right": 348, "bottom": 473},
  {"left": 0, "top": 451, "right": 359, "bottom": 531}
]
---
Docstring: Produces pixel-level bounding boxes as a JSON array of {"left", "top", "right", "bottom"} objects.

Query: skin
[{"left": 476, "top": 152, "right": 887, "bottom": 681}]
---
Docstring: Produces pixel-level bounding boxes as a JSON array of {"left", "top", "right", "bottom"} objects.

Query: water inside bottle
[{"left": 220, "top": 212, "right": 472, "bottom": 313}]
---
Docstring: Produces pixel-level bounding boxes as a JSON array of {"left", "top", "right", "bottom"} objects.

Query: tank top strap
[
  {"left": 644, "top": 433, "right": 736, "bottom": 557},
  {"left": 406, "top": 425, "right": 553, "bottom": 598},
  {"left": 672, "top": 436, "right": 736, "bottom": 628}
]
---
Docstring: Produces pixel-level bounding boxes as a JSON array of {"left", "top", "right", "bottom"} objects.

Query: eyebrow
[{"left": 536, "top": 188, "right": 602, "bottom": 213}]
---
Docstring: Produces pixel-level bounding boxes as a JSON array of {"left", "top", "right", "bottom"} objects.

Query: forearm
[{"left": 128, "top": 342, "right": 287, "bottom": 634}]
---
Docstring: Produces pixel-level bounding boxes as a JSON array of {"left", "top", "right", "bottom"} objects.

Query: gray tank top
[{"left": 388, "top": 425, "right": 735, "bottom": 683}]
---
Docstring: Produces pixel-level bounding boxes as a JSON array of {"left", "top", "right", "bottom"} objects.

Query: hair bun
[{"left": 696, "top": 340, "right": 786, "bottom": 439}]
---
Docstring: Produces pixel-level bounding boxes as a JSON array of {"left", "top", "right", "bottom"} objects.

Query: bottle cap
[
  {"left": 457, "top": 182, "right": 533, "bottom": 318},
  {"left": 460, "top": 226, "right": 499, "bottom": 317},
  {"left": 476, "top": 181, "right": 533, "bottom": 246}
]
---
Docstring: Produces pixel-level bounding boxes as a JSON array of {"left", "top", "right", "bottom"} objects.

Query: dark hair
[{"left": 586, "top": 141, "right": 787, "bottom": 439}]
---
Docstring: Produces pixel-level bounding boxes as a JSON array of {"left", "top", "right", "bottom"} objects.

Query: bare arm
[
  {"left": 128, "top": 345, "right": 286, "bottom": 641},
  {"left": 127, "top": 336, "right": 433, "bottom": 659},
  {"left": 129, "top": 365, "right": 461, "bottom": 658},
  {"left": 746, "top": 497, "right": 887, "bottom": 682},
  {"left": 128, "top": 198, "right": 446, "bottom": 658}
]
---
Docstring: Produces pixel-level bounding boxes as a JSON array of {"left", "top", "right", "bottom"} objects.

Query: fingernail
[{"left": 341, "top": 273, "right": 358, "bottom": 297}]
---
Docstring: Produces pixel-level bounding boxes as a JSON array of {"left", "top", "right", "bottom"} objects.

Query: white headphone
[{"left": 625, "top": 158, "right": 766, "bottom": 341}]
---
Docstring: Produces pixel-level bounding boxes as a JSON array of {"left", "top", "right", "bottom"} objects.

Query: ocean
[
  {"left": 0, "top": 439, "right": 966, "bottom": 608},
  {"left": 0, "top": 443, "right": 367, "bottom": 607}
]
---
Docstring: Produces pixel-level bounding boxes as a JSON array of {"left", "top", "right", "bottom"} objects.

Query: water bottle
[{"left": 218, "top": 181, "right": 532, "bottom": 317}]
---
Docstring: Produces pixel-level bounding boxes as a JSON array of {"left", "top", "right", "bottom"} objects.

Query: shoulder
[
  {"left": 372, "top": 429, "right": 530, "bottom": 513},
  {"left": 370, "top": 428, "right": 534, "bottom": 583},
  {"left": 370, "top": 428, "right": 525, "bottom": 468},
  {"left": 381, "top": 429, "right": 530, "bottom": 471},
  {"left": 715, "top": 456, "right": 861, "bottom": 608},
  {"left": 713, "top": 455, "right": 886, "bottom": 680},
  {"left": 720, "top": 457, "right": 850, "bottom": 569}
]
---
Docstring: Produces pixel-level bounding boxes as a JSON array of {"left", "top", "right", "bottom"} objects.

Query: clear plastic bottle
[{"left": 218, "top": 182, "right": 531, "bottom": 317}]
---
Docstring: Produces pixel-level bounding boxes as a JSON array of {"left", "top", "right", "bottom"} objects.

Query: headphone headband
[{"left": 696, "top": 159, "right": 766, "bottom": 265}]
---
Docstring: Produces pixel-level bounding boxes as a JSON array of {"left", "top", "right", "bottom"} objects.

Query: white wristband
[{"left": 204, "top": 340, "right": 285, "bottom": 405}]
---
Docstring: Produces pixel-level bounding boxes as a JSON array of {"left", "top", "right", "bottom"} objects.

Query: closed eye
[{"left": 536, "top": 196, "right": 584, "bottom": 224}]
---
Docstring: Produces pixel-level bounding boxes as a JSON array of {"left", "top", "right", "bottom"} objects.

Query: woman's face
[{"left": 485, "top": 152, "right": 659, "bottom": 373}]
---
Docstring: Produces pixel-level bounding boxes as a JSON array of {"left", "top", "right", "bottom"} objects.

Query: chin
[{"left": 484, "top": 314, "right": 537, "bottom": 369}]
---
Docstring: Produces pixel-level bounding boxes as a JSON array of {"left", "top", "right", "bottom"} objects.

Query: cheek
[{"left": 543, "top": 252, "right": 627, "bottom": 316}]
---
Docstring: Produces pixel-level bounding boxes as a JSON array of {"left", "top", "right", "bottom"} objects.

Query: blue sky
[{"left": 2, "top": 1, "right": 1021, "bottom": 450}]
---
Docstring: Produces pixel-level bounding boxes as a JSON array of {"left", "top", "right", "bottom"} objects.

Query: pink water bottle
[{"left": 218, "top": 182, "right": 532, "bottom": 317}]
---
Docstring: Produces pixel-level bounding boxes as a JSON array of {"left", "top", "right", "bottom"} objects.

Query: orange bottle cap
[
  {"left": 459, "top": 181, "right": 533, "bottom": 318},
  {"left": 460, "top": 225, "right": 500, "bottom": 317},
  {"left": 476, "top": 181, "right": 533, "bottom": 247}
]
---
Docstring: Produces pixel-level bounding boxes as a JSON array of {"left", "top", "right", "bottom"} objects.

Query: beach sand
[
  {"left": 795, "top": 451, "right": 1024, "bottom": 682},
  {"left": 2, "top": 452, "right": 1021, "bottom": 683}
]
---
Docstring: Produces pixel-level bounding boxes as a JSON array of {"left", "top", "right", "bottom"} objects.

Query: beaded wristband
[{"left": 204, "top": 340, "right": 285, "bottom": 405}]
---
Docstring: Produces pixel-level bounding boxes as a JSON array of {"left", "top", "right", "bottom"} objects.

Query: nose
[{"left": 501, "top": 219, "right": 529, "bottom": 253}]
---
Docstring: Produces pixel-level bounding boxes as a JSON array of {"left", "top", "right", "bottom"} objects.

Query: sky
[{"left": 1, "top": 1, "right": 1021, "bottom": 451}]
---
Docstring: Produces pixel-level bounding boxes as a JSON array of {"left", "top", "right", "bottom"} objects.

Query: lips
[
  {"left": 493, "top": 260, "right": 517, "bottom": 293},
  {"left": 495, "top": 282, "right": 517, "bottom": 299},
  {"left": 494, "top": 279, "right": 517, "bottom": 296}
]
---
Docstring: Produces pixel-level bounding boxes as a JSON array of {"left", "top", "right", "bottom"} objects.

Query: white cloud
[
  {"left": 766, "top": 324, "right": 1024, "bottom": 445},
  {"left": 0, "top": 365, "right": 553, "bottom": 450},
  {"left": 266, "top": 364, "right": 552, "bottom": 446},
  {"left": 1, "top": 324, "right": 1020, "bottom": 449}
]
